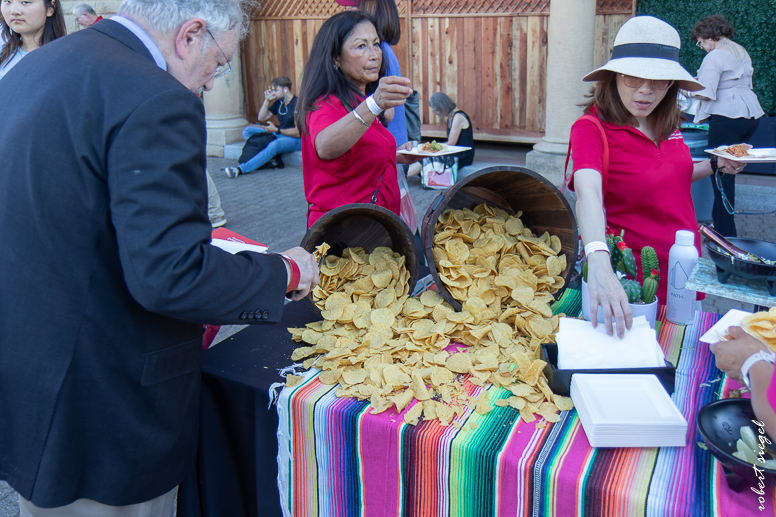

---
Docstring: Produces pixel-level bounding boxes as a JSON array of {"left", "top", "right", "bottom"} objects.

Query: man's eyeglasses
[
  {"left": 206, "top": 28, "right": 231, "bottom": 80},
  {"left": 715, "top": 169, "right": 776, "bottom": 215},
  {"left": 696, "top": 39, "right": 703, "bottom": 48},
  {"left": 619, "top": 74, "right": 673, "bottom": 90}
]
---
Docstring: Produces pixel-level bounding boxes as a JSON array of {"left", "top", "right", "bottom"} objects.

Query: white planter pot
[{"left": 581, "top": 279, "right": 659, "bottom": 329}]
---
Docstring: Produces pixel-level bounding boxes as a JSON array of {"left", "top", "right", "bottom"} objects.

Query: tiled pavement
[{"left": 1, "top": 148, "right": 774, "bottom": 515}]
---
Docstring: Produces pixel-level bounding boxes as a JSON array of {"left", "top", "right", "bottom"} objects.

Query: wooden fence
[{"left": 241, "top": 0, "right": 635, "bottom": 143}]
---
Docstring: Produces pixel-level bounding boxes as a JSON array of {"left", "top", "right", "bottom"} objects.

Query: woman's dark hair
[
  {"left": 582, "top": 71, "right": 682, "bottom": 142},
  {"left": 429, "top": 92, "right": 456, "bottom": 118},
  {"left": 0, "top": 0, "right": 67, "bottom": 68},
  {"left": 296, "top": 11, "right": 387, "bottom": 135},
  {"left": 691, "top": 15, "right": 736, "bottom": 42},
  {"left": 357, "top": 0, "right": 400, "bottom": 46}
]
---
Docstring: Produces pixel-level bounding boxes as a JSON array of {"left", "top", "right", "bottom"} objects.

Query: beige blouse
[{"left": 692, "top": 42, "right": 764, "bottom": 123}]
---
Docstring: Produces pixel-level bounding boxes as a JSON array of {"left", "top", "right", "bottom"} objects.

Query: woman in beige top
[{"left": 689, "top": 14, "right": 764, "bottom": 237}]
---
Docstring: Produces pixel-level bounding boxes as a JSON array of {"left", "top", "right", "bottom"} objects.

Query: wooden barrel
[
  {"left": 300, "top": 203, "right": 422, "bottom": 311},
  {"left": 420, "top": 166, "right": 579, "bottom": 311}
]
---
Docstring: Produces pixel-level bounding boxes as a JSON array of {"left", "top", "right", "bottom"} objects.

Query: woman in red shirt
[
  {"left": 569, "top": 16, "right": 748, "bottom": 337},
  {"left": 296, "top": 11, "right": 420, "bottom": 227}
]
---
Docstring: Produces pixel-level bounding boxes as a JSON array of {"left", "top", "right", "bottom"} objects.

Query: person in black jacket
[{"left": 0, "top": 0, "right": 318, "bottom": 515}]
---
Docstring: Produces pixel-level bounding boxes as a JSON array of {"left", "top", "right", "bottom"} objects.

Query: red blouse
[
  {"left": 302, "top": 95, "right": 400, "bottom": 227},
  {"left": 569, "top": 106, "right": 702, "bottom": 304}
]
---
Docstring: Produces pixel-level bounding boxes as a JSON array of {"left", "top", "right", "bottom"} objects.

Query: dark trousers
[{"left": 706, "top": 115, "right": 760, "bottom": 237}]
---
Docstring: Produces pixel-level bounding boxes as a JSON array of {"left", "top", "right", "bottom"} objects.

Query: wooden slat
[
  {"left": 481, "top": 16, "right": 495, "bottom": 129},
  {"left": 443, "top": 18, "right": 456, "bottom": 126},
  {"left": 525, "top": 16, "right": 540, "bottom": 131},
  {"left": 420, "top": 18, "right": 429, "bottom": 125},
  {"left": 473, "top": 16, "right": 483, "bottom": 128},
  {"left": 498, "top": 16, "right": 513, "bottom": 129},
  {"left": 411, "top": 19, "right": 423, "bottom": 123},
  {"left": 292, "top": 20, "right": 305, "bottom": 88}
]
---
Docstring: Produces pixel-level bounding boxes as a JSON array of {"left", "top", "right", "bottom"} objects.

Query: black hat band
[{"left": 610, "top": 43, "right": 680, "bottom": 63}]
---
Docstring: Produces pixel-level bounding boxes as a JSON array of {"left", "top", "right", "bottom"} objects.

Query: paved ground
[{"left": 1, "top": 144, "right": 774, "bottom": 514}]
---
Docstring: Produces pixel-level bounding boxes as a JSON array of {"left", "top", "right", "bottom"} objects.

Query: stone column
[
  {"left": 525, "top": 0, "right": 597, "bottom": 186},
  {"left": 203, "top": 46, "right": 249, "bottom": 157}
]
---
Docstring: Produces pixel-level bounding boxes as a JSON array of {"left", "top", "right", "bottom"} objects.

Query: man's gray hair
[
  {"left": 73, "top": 2, "right": 97, "bottom": 16},
  {"left": 117, "top": 0, "right": 258, "bottom": 38}
]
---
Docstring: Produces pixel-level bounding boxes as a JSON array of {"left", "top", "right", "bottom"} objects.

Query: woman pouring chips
[{"left": 567, "top": 16, "right": 748, "bottom": 337}]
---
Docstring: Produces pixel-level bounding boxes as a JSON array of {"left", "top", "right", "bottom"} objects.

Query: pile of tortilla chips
[
  {"left": 741, "top": 307, "right": 776, "bottom": 350},
  {"left": 287, "top": 204, "right": 573, "bottom": 428}
]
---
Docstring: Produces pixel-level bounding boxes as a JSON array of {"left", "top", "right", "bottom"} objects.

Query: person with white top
[
  {"left": 688, "top": 15, "right": 764, "bottom": 237},
  {"left": 0, "top": 0, "right": 66, "bottom": 80}
]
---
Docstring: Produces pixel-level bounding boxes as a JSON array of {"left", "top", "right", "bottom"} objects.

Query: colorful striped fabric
[{"left": 277, "top": 291, "right": 775, "bottom": 516}]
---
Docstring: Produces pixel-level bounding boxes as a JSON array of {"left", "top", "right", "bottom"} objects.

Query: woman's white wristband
[
  {"left": 584, "top": 241, "right": 610, "bottom": 256},
  {"left": 365, "top": 95, "right": 384, "bottom": 115}
]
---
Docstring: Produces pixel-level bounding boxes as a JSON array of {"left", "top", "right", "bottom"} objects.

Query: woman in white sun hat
[{"left": 566, "top": 16, "right": 747, "bottom": 338}]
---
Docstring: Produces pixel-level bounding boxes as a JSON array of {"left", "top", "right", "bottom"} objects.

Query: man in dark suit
[{"left": 0, "top": 0, "right": 318, "bottom": 515}]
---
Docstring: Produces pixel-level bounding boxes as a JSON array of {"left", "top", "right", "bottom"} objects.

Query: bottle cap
[{"left": 675, "top": 230, "right": 694, "bottom": 246}]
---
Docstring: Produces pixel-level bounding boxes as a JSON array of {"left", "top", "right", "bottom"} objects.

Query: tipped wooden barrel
[
  {"left": 420, "top": 166, "right": 579, "bottom": 311},
  {"left": 300, "top": 203, "right": 422, "bottom": 312}
]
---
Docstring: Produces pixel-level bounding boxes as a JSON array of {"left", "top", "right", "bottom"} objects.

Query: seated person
[
  {"left": 407, "top": 91, "right": 475, "bottom": 177},
  {"left": 225, "top": 76, "right": 301, "bottom": 178}
]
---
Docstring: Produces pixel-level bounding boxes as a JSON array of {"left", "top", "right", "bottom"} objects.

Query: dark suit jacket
[{"left": 0, "top": 21, "right": 287, "bottom": 507}]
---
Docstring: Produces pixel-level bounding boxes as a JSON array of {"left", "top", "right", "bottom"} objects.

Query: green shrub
[{"left": 637, "top": 0, "right": 776, "bottom": 115}]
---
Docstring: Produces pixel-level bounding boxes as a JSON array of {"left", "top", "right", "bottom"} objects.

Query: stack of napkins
[
  {"left": 571, "top": 374, "right": 687, "bottom": 448},
  {"left": 556, "top": 316, "right": 665, "bottom": 370}
]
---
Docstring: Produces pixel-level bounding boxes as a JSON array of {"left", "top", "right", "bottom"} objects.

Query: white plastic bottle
[{"left": 666, "top": 230, "right": 699, "bottom": 325}]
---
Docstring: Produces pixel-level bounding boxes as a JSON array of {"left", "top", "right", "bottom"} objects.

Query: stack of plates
[{"left": 571, "top": 374, "right": 688, "bottom": 448}]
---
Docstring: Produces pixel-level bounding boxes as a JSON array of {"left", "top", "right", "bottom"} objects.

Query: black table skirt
[{"left": 178, "top": 300, "right": 318, "bottom": 517}]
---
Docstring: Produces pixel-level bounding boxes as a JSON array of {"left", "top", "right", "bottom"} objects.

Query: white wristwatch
[{"left": 741, "top": 350, "right": 776, "bottom": 390}]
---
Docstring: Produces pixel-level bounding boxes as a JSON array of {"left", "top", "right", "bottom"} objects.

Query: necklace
[{"left": 278, "top": 98, "right": 289, "bottom": 116}]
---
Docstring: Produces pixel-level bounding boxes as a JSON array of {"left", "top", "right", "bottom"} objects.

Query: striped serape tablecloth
[{"left": 277, "top": 290, "right": 775, "bottom": 516}]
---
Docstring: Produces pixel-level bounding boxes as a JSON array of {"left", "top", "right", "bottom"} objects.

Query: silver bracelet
[
  {"left": 584, "top": 240, "right": 610, "bottom": 256},
  {"left": 352, "top": 110, "right": 370, "bottom": 127},
  {"left": 365, "top": 95, "right": 384, "bottom": 115}
]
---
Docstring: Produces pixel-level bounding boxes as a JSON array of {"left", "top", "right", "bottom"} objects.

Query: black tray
[
  {"left": 705, "top": 237, "right": 776, "bottom": 296},
  {"left": 697, "top": 398, "right": 776, "bottom": 492},
  {"left": 540, "top": 343, "right": 676, "bottom": 396}
]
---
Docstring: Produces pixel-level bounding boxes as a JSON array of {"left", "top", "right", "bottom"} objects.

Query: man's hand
[
  {"left": 279, "top": 247, "right": 319, "bottom": 301},
  {"left": 709, "top": 326, "right": 770, "bottom": 383},
  {"left": 264, "top": 88, "right": 277, "bottom": 102},
  {"left": 264, "top": 121, "right": 278, "bottom": 134}
]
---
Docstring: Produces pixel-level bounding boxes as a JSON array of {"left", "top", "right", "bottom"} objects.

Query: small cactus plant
[
  {"left": 620, "top": 278, "right": 643, "bottom": 303},
  {"left": 585, "top": 229, "right": 660, "bottom": 304}
]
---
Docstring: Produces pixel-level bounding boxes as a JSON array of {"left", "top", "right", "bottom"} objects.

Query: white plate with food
[
  {"left": 705, "top": 145, "right": 776, "bottom": 163},
  {"left": 397, "top": 142, "right": 472, "bottom": 157}
]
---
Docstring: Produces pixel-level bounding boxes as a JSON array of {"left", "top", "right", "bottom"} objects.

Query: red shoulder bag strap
[{"left": 564, "top": 114, "right": 609, "bottom": 196}]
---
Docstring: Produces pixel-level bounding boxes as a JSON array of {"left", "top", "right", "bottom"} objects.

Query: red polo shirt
[
  {"left": 302, "top": 95, "right": 399, "bottom": 227},
  {"left": 569, "top": 106, "right": 702, "bottom": 304}
]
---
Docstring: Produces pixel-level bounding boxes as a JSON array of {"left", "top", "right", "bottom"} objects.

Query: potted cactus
[{"left": 581, "top": 229, "right": 660, "bottom": 328}]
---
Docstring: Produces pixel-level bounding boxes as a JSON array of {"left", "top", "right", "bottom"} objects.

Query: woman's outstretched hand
[{"left": 373, "top": 76, "right": 412, "bottom": 110}]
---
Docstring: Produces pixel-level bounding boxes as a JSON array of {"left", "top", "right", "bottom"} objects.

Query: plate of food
[
  {"left": 397, "top": 141, "right": 472, "bottom": 157},
  {"left": 705, "top": 144, "right": 776, "bottom": 163}
]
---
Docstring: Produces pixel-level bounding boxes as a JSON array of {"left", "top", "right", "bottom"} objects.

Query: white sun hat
[{"left": 583, "top": 16, "right": 704, "bottom": 91}]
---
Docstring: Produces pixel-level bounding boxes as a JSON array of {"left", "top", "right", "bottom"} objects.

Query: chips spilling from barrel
[{"left": 288, "top": 203, "right": 573, "bottom": 427}]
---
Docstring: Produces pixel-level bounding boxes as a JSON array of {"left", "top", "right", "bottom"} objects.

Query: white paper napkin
[
  {"left": 210, "top": 238, "right": 268, "bottom": 255},
  {"left": 557, "top": 316, "right": 664, "bottom": 370}
]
